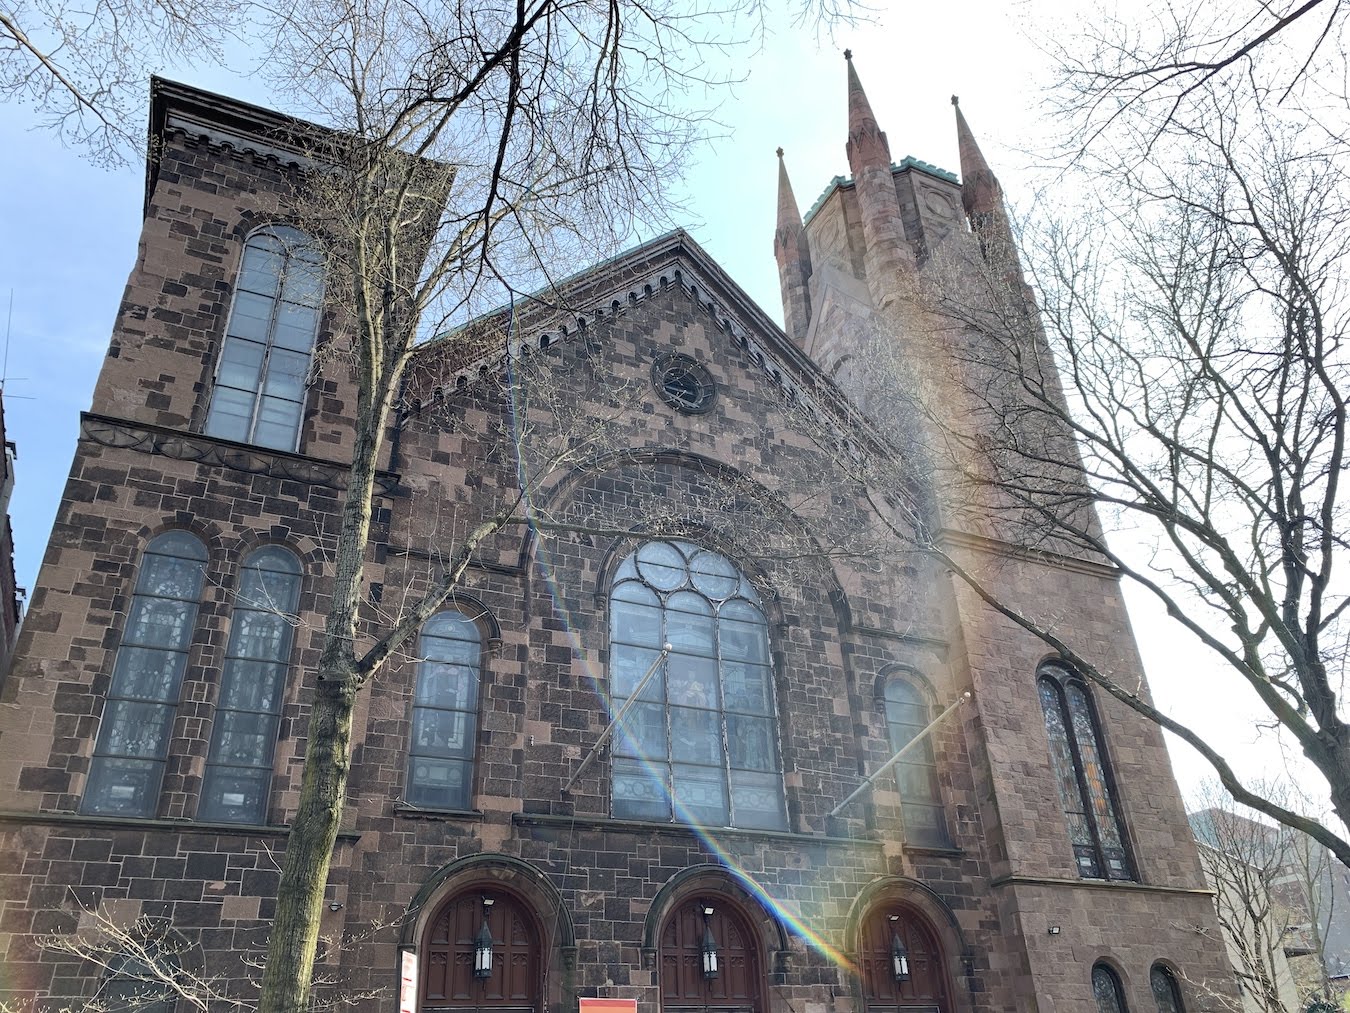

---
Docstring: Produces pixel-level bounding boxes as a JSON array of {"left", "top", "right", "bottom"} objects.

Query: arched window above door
[
  {"left": 881, "top": 675, "right": 950, "bottom": 848},
  {"left": 407, "top": 610, "right": 483, "bottom": 810},
  {"left": 609, "top": 540, "right": 786, "bottom": 830},
  {"left": 1150, "top": 964, "right": 1184, "bottom": 1013}
]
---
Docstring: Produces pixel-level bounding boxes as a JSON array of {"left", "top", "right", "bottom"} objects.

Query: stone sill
[
  {"left": 989, "top": 872, "right": 1214, "bottom": 897},
  {"left": 902, "top": 844, "right": 966, "bottom": 859},
  {"left": 391, "top": 802, "right": 485, "bottom": 822},
  {"left": 0, "top": 809, "right": 361, "bottom": 842},
  {"left": 512, "top": 811, "right": 880, "bottom": 848}
]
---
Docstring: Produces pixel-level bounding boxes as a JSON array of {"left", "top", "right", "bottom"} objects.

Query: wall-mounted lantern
[
  {"left": 700, "top": 905, "right": 719, "bottom": 980},
  {"left": 474, "top": 898, "right": 495, "bottom": 980},
  {"left": 888, "top": 915, "right": 910, "bottom": 983}
]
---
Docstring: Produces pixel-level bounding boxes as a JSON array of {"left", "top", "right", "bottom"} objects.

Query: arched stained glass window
[
  {"left": 206, "top": 225, "right": 324, "bottom": 451},
  {"left": 85, "top": 531, "right": 208, "bottom": 816},
  {"left": 200, "top": 546, "right": 302, "bottom": 823},
  {"left": 882, "top": 677, "right": 950, "bottom": 848},
  {"left": 1092, "top": 963, "right": 1128, "bottom": 1013},
  {"left": 406, "top": 611, "right": 482, "bottom": 809},
  {"left": 98, "top": 952, "right": 178, "bottom": 1013},
  {"left": 609, "top": 540, "right": 786, "bottom": 830},
  {"left": 1038, "top": 662, "right": 1133, "bottom": 880},
  {"left": 1150, "top": 964, "right": 1184, "bottom": 1013}
]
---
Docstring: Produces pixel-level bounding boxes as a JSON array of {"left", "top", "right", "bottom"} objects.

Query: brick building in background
[{"left": 0, "top": 64, "right": 1238, "bottom": 1012}]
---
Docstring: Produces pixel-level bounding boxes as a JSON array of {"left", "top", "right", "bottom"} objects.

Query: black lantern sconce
[
  {"left": 474, "top": 898, "right": 495, "bottom": 980},
  {"left": 700, "top": 905, "right": 719, "bottom": 980},
  {"left": 888, "top": 915, "right": 910, "bottom": 983}
]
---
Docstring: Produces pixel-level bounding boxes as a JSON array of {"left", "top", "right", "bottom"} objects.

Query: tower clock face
[{"left": 653, "top": 354, "right": 716, "bottom": 414}]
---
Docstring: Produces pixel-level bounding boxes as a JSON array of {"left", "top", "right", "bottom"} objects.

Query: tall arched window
[
  {"left": 1092, "top": 963, "right": 1128, "bottom": 1013},
  {"left": 200, "top": 546, "right": 302, "bottom": 823},
  {"left": 85, "top": 531, "right": 208, "bottom": 816},
  {"left": 205, "top": 225, "right": 324, "bottom": 451},
  {"left": 609, "top": 540, "right": 786, "bottom": 830},
  {"left": 97, "top": 951, "right": 179, "bottom": 1012},
  {"left": 1150, "top": 964, "right": 1184, "bottom": 1013},
  {"left": 407, "top": 611, "right": 482, "bottom": 810},
  {"left": 882, "top": 676, "right": 950, "bottom": 848},
  {"left": 858, "top": 903, "right": 952, "bottom": 1013},
  {"left": 1038, "top": 661, "right": 1133, "bottom": 880}
]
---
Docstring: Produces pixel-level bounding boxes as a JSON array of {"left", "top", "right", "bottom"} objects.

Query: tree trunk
[{"left": 256, "top": 666, "right": 358, "bottom": 1013}]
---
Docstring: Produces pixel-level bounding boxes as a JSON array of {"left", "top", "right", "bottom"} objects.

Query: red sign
[
  {"left": 579, "top": 1000, "right": 637, "bottom": 1013},
  {"left": 400, "top": 950, "right": 418, "bottom": 1013}
]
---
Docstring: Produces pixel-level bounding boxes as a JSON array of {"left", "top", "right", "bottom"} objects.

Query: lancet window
[
  {"left": 205, "top": 225, "right": 324, "bottom": 451},
  {"left": 882, "top": 675, "right": 950, "bottom": 847},
  {"left": 1038, "top": 661, "right": 1133, "bottom": 880},
  {"left": 406, "top": 611, "right": 482, "bottom": 810}
]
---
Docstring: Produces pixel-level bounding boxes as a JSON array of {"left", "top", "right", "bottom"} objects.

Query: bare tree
[
  {"left": 192, "top": 0, "right": 760, "bottom": 1009},
  {"left": 0, "top": 0, "right": 245, "bottom": 165},
  {"left": 1046, "top": 0, "right": 1350, "bottom": 157}
]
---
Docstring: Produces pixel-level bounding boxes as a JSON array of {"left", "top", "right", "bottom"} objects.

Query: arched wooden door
[
  {"left": 659, "top": 900, "right": 764, "bottom": 1013},
  {"left": 421, "top": 890, "right": 541, "bottom": 1013},
  {"left": 858, "top": 905, "right": 951, "bottom": 1013}
]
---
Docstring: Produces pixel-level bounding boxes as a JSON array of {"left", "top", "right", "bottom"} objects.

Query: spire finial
[
  {"left": 776, "top": 146, "right": 784, "bottom": 159},
  {"left": 844, "top": 48, "right": 852, "bottom": 61},
  {"left": 952, "top": 98, "right": 1003, "bottom": 219},
  {"left": 951, "top": 94, "right": 959, "bottom": 106}
]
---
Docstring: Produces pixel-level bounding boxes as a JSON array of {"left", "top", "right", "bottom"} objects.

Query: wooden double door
[
  {"left": 421, "top": 892, "right": 540, "bottom": 1013},
  {"left": 858, "top": 907, "right": 951, "bottom": 1013},
  {"left": 659, "top": 901, "right": 764, "bottom": 1013}
]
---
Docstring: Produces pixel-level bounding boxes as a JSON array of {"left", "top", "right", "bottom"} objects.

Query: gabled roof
[{"left": 402, "top": 229, "right": 893, "bottom": 467}]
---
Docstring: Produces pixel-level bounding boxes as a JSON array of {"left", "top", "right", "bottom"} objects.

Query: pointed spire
[
  {"left": 775, "top": 147, "right": 802, "bottom": 245},
  {"left": 773, "top": 147, "right": 813, "bottom": 342},
  {"left": 952, "top": 95, "right": 1002, "bottom": 220},
  {"left": 845, "top": 50, "right": 890, "bottom": 176}
]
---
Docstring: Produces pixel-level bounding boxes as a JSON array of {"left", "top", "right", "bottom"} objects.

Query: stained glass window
[
  {"left": 1150, "top": 964, "right": 1184, "bottom": 1013},
  {"left": 883, "top": 678, "right": 950, "bottom": 847},
  {"left": 84, "top": 532, "right": 208, "bottom": 816},
  {"left": 610, "top": 541, "right": 786, "bottom": 829},
  {"left": 1038, "top": 662, "right": 1133, "bottom": 880},
  {"left": 206, "top": 226, "right": 324, "bottom": 451},
  {"left": 1093, "top": 964, "right": 1128, "bottom": 1013},
  {"left": 406, "top": 611, "right": 481, "bottom": 809},
  {"left": 200, "top": 547, "right": 302, "bottom": 823}
]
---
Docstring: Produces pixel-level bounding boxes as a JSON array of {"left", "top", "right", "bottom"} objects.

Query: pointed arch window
[
  {"left": 609, "top": 540, "right": 786, "bottom": 830},
  {"left": 407, "top": 611, "right": 482, "bottom": 810},
  {"left": 1038, "top": 661, "right": 1133, "bottom": 880},
  {"left": 1092, "top": 964, "right": 1128, "bottom": 1013},
  {"left": 206, "top": 225, "right": 324, "bottom": 451},
  {"left": 84, "top": 531, "right": 208, "bottom": 816},
  {"left": 882, "top": 676, "right": 950, "bottom": 848},
  {"left": 97, "top": 951, "right": 179, "bottom": 1013},
  {"left": 1150, "top": 964, "right": 1184, "bottom": 1013},
  {"left": 200, "top": 546, "right": 302, "bottom": 823}
]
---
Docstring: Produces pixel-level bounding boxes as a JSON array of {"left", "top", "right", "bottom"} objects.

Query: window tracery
[
  {"left": 610, "top": 540, "right": 786, "bottom": 829},
  {"left": 1038, "top": 661, "right": 1133, "bottom": 880}
]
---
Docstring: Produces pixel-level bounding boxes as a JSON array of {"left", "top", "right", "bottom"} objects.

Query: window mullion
[
  {"left": 661, "top": 595, "right": 676, "bottom": 821},
  {"left": 715, "top": 603, "right": 734, "bottom": 828},
  {"left": 249, "top": 261, "right": 288, "bottom": 443},
  {"left": 1061, "top": 687, "right": 1109, "bottom": 876}
]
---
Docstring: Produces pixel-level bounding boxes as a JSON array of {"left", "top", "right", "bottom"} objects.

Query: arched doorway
[
  {"left": 659, "top": 898, "right": 765, "bottom": 1013},
  {"left": 858, "top": 904, "right": 952, "bottom": 1013},
  {"left": 421, "top": 889, "right": 542, "bottom": 1013}
]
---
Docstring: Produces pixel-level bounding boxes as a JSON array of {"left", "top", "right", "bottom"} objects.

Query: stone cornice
[
  {"left": 0, "top": 809, "right": 361, "bottom": 842},
  {"left": 936, "top": 527, "right": 1121, "bottom": 579},
  {"left": 80, "top": 413, "right": 400, "bottom": 496}
]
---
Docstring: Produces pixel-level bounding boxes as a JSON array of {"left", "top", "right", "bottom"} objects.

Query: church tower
[{"left": 775, "top": 54, "right": 1239, "bottom": 1010}]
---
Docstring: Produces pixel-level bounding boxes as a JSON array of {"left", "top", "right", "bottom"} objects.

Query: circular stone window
[{"left": 652, "top": 353, "right": 716, "bottom": 415}]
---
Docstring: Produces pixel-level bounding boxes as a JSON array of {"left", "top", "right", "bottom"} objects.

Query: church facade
[{"left": 0, "top": 65, "right": 1237, "bottom": 1012}]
